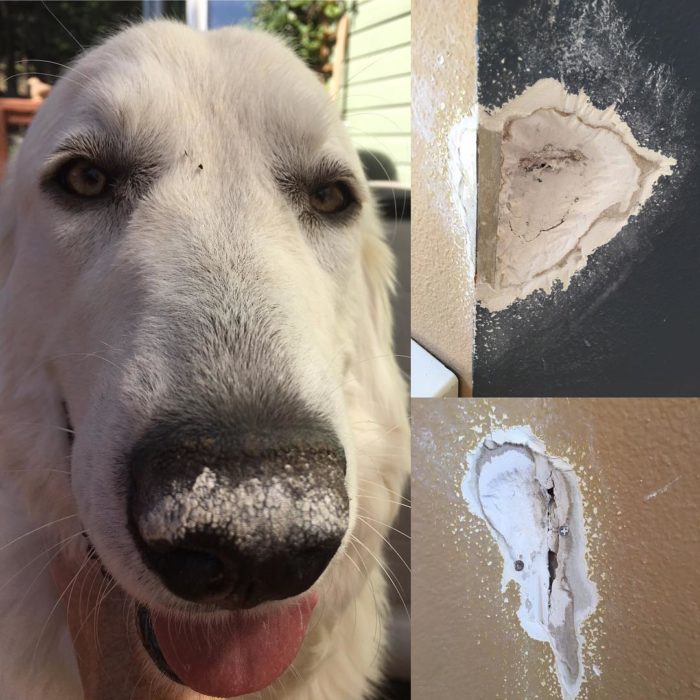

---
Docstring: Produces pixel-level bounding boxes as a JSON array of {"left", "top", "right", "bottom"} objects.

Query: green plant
[{"left": 252, "top": 0, "right": 346, "bottom": 78}]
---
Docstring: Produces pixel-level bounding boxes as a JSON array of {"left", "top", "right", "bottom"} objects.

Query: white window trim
[{"left": 186, "top": 0, "right": 208, "bottom": 31}]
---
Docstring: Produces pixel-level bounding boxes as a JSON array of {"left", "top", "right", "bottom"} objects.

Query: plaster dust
[
  {"left": 462, "top": 427, "right": 597, "bottom": 700},
  {"left": 411, "top": 0, "right": 478, "bottom": 395},
  {"left": 413, "top": 399, "right": 700, "bottom": 700},
  {"left": 473, "top": 79, "right": 676, "bottom": 312}
]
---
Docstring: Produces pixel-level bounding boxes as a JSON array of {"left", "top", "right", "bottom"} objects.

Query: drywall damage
[
  {"left": 475, "top": 79, "right": 676, "bottom": 312},
  {"left": 461, "top": 426, "right": 598, "bottom": 699}
]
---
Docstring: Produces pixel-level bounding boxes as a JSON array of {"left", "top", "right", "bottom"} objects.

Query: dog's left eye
[
  {"left": 56, "top": 159, "right": 109, "bottom": 198},
  {"left": 309, "top": 182, "right": 353, "bottom": 215}
]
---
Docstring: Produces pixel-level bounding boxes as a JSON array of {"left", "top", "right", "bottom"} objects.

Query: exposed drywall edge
[
  {"left": 411, "top": 0, "right": 478, "bottom": 395},
  {"left": 476, "top": 78, "right": 676, "bottom": 312},
  {"left": 461, "top": 426, "right": 599, "bottom": 700},
  {"left": 475, "top": 126, "right": 502, "bottom": 285}
]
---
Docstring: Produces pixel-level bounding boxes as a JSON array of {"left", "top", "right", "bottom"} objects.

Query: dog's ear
[
  {"left": 354, "top": 215, "right": 407, "bottom": 417},
  {"left": 350, "top": 213, "right": 410, "bottom": 524},
  {"left": 0, "top": 167, "right": 17, "bottom": 289}
]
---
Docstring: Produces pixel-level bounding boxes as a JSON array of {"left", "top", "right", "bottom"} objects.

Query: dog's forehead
[{"left": 72, "top": 21, "right": 337, "bottom": 154}]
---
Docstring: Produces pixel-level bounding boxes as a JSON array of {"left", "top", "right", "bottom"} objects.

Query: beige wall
[
  {"left": 411, "top": 0, "right": 478, "bottom": 395},
  {"left": 412, "top": 398, "right": 700, "bottom": 699}
]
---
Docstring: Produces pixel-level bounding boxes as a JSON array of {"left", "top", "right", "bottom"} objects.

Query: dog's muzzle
[{"left": 127, "top": 417, "right": 349, "bottom": 609}]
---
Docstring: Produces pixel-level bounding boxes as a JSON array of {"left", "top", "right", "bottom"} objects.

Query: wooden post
[{"left": 329, "top": 12, "right": 350, "bottom": 103}]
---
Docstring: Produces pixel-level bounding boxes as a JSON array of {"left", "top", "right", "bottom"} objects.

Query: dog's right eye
[
  {"left": 56, "top": 159, "right": 109, "bottom": 198},
  {"left": 309, "top": 181, "right": 356, "bottom": 216}
]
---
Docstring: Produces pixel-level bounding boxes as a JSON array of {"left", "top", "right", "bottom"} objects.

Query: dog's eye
[
  {"left": 57, "top": 159, "right": 109, "bottom": 197},
  {"left": 309, "top": 182, "right": 353, "bottom": 215}
]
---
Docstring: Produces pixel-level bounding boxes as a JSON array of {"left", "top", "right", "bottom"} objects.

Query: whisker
[
  {"left": 3, "top": 71, "right": 87, "bottom": 91},
  {"left": 338, "top": 550, "right": 362, "bottom": 637},
  {"left": 85, "top": 563, "right": 110, "bottom": 655},
  {"left": 356, "top": 494, "right": 411, "bottom": 509},
  {"left": 47, "top": 350, "right": 126, "bottom": 373},
  {"left": 357, "top": 516, "right": 411, "bottom": 574},
  {"left": 352, "top": 138, "right": 408, "bottom": 238},
  {"left": 0, "top": 419, "right": 74, "bottom": 435},
  {"left": 30, "top": 550, "right": 92, "bottom": 673},
  {"left": 357, "top": 477, "right": 411, "bottom": 502},
  {"left": 357, "top": 510, "right": 411, "bottom": 540},
  {"left": 91, "top": 577, "right": 120, "bottom": 658},
  {"left": 40, "top": 1, "right": 84, "bottom": 50},
  {"left": 345, "top": 42, "right": 410, "bottom": 85},
  {"left": 350, "top": 535, "right": 410, "bottom": 622},
  {"left": 98, "top": 339, "right": 126, "bottom": 354},
  {"left": 342, "top": 547, "right": 365, "bottom": 578},
  {"left": 0, "top": 513, "right": 78, "bottom": 554},
  {"left": 347, "top": 539, "right": 382, "bottom": 649},
  {"left": 15, "top": 58, "right": 92, "bottom": 83},
  {"left": 353, "top": 420, "right": 404, "bottom": 435},
  {"left": 5, "top": 531, "right": 84, "bottom": 600},
  {"left": 5, "top": 468, "right": 71, "bottom": 474}
]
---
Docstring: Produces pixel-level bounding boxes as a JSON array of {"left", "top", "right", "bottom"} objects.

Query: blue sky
[{"left": 208, "top": 0, "right": 258, "bottom": 28}]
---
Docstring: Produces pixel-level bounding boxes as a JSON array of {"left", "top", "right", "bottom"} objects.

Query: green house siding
[{"left": 342, "top": 0, "right": 411, "bottom": 185}]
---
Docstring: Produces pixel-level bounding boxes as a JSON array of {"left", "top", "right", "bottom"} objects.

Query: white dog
[{"left": 0, "top": 20, "right": 408, "bottom": 700}]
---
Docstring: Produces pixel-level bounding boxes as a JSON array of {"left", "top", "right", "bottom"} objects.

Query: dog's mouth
[
  {"left": 134, "top": 594, "right": 317, "bottom": 698},
  {"left": 83, "top": 530, "right": 317, "bottom": 697},
  {"left": 70, "top": 406, "right": 321, "bottom": 697},
  {"left": 136, "top": 605, "right": 183, "bottom": 685},
  {"left": 87, "top": 546, "right": 317, "bottom": 697},
  {"left": 85, "top": 534, "right": 316, "bottom": 698}
]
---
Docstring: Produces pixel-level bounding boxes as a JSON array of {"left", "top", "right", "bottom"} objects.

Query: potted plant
[{"left": 252, "top": 0, "right": 347, "bottom": 80}]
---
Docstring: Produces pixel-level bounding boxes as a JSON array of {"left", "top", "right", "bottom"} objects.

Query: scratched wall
[
  {"left": 412, "top": 398, "right": 700, "bottom": 699},
  {"left": 473, "top": 0, "right": 700, "bottom": 396}
]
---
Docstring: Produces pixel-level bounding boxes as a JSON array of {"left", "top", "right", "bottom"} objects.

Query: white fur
[{"left": 0, "top": 21, "right": 408, "bottom": 700}]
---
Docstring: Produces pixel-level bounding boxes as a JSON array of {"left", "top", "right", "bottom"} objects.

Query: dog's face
[{"left": 0, "top": 21, "right": 408, "bottom": 698}]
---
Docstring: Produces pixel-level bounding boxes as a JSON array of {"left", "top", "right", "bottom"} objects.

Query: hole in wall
[
  {"left": 475, "top": 79, "right": 676, "bottom": 312},
  {"left": 461, "top": 426, "right": 598, "bottom": 699}
]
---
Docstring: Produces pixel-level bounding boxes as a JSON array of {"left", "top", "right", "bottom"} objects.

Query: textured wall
[
  {"left": 412, "top": 398, "right": 700, "bottom": 699},
  {"left": 411, "top": 0, "right": 477, "bottom": 395}
]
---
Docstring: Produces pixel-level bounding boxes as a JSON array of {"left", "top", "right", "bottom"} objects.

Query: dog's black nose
[
  {"left": 139, "top": 532, "right": 339, "bottom": 606},
  {"left": 154, "top": 548, "right": 227, "bottom": 601},
  {"left": 127, "top": 419, "right": 348, "bottom": 608}
]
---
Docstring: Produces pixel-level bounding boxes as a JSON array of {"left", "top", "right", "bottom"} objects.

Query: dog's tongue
[{"left": 151, "top": 594, "right": 317, "bottom": 698}]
